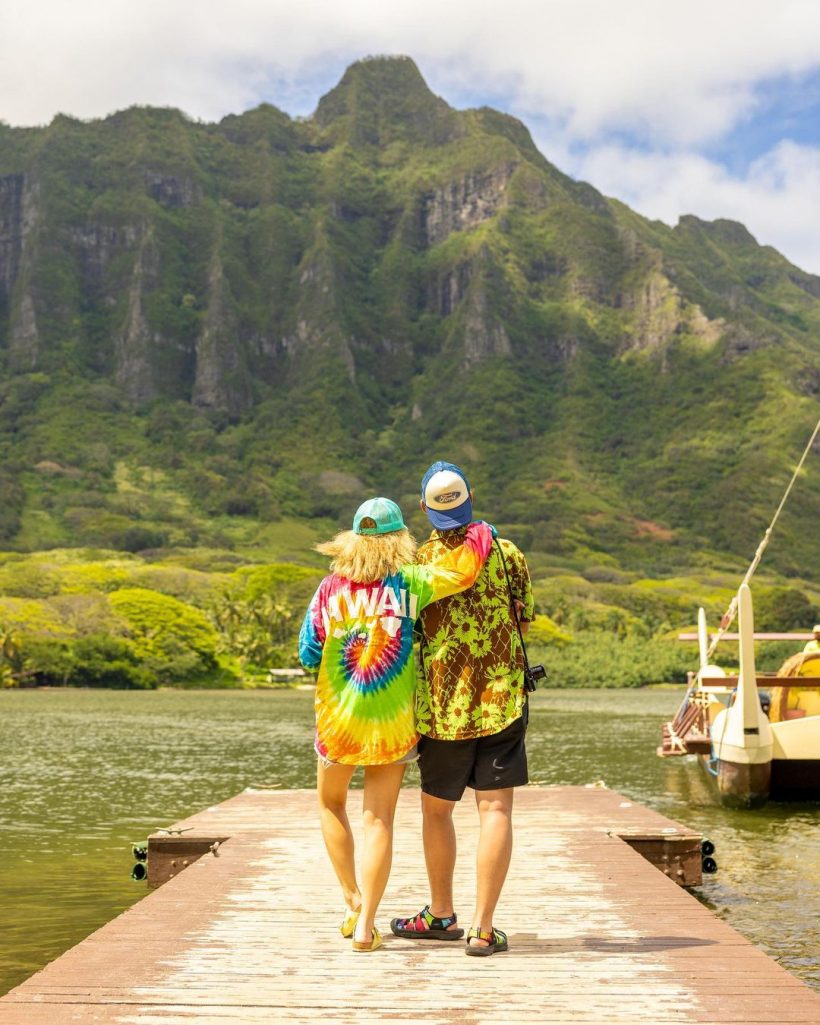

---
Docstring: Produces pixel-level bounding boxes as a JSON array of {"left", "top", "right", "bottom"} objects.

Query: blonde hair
[{"left": 315, "top": 528, "right": 417, "bottom": 583}]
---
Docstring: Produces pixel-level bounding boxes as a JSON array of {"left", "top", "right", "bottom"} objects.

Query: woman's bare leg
[
  {"left": 317, "top": 761, "right": 360, "bottom": 912},
  {"left": 355, "top": 763, "right": 406, "bottom": 943}
]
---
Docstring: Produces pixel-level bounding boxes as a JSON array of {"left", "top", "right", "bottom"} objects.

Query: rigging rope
[{"left": 706, "top": 414, "right": 820, "bottom": 660}]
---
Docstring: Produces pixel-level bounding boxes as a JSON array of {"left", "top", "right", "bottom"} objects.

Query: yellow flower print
[
  {"left": 486, "top": 664, "right": 511, "bottom": 693},
  {"left": 450, "top": 702, "right": 470, "bottom": 728},
  {"left": 453, "top": 618, "right": 478, "bottom": 645},
  {"left": 470, "top": 633, "right": 492, "bottom": 658},
  {"left": 445, "top": 604, "right": 472, "bottom": 627}
]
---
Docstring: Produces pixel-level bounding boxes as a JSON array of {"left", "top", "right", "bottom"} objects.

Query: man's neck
[{"left": 430, "top": 524, "right": 469, "bottom": 537}]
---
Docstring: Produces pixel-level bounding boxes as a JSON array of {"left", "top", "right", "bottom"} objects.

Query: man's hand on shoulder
[{"left": 465, "top": 520, "right": 494, "bottom": 559}]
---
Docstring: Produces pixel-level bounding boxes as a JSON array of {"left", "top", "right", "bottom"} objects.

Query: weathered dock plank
[{"left": 1, "top": 787, "right": 818, "bottom": 1024}]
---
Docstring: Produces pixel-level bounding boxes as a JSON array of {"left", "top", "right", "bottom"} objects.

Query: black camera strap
[{"left": 494, "top": 538, "right": 534, "bottom": 681}]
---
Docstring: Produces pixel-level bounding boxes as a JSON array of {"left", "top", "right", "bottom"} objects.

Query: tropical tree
[
  {"left": 211, "top": 592, "right": 296, "bottom": 670},
  {"left": 0, "top": 624, "right": 27, "bottom": 687}
]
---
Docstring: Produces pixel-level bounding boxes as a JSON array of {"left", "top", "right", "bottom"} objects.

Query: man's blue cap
[
  {"left": 420, "top": 461, "right": 473, "bottom": 531},
  {"left": 352, "top": 497, "right": 406, "bottom": 535}
]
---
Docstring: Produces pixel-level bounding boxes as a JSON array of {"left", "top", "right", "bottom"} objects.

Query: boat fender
[{"left": 130, "top": 842, "right": 148, "bottom": 882}]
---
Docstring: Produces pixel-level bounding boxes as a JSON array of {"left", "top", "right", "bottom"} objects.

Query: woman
[{"left": 299, "top": 497, "right": 492, "bottom": 951}]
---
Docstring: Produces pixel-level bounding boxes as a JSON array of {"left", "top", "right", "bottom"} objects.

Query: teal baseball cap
[{"left": 352, "top": 497, "right": 406, "bottom": 535}]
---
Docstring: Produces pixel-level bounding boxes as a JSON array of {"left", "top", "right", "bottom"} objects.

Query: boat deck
[{"left": 2, "top": 786, "right": 818, "bottom": 1024}]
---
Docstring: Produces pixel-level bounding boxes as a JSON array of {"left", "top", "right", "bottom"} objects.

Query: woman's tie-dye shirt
[{"left": 299, "top": 521, "right": 492, "bottom": 765}]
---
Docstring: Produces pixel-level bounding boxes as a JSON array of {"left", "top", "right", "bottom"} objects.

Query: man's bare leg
[
  {"left": 421, "top": 792, "right": 461, "bottom": 929},
  {"left": 469, "top": 787, "right": 514, "bottom": 948}
]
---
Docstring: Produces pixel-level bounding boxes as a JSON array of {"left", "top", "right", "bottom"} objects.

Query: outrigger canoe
[{"left": 659, "top": 585, "right": 820, "bottom": 807}]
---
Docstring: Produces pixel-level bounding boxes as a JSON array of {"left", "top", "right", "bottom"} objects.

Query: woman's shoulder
[{"left": 315, "top": 572, "right": 349, "bottom": 596}]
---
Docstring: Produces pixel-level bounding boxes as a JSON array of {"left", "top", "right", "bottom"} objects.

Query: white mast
[{"left": 697, "top": 607, "right": 709, "bottom": 672}]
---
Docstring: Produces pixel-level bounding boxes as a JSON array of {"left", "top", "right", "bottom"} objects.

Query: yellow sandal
[
  {"left": 352, "top": 926, "right": 382, "bottom": 952},
  {"left": 340, "top": 907, "right": 361, "bottom": 938}
]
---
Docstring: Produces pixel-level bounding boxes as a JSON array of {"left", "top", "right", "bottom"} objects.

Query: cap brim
[{"left": 425, "top": 498, "right": 473, "bottom": 531}]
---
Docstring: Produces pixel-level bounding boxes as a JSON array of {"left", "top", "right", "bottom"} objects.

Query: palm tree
[{"left": 0, "top": 624, "right": 24, "bottom": 687}]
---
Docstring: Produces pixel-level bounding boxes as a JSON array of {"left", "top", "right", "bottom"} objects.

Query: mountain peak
[
  {"left": 327, "top": 55, "right": 429, "bottom": 95},
  {"left": 676, "top": 214, "right": 758, "bottom": 248},
  {"left": 313, "top": 56, "right": 461, "bottom": 147}
]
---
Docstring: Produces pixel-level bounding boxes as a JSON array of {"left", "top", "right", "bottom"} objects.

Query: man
[{"left": 391, "top": 461, "right": 534, "bottom": 957}]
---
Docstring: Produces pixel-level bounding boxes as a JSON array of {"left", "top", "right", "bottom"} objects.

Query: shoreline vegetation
[{"left": 2, "top": 542, "right": 816, "bottom": 691}]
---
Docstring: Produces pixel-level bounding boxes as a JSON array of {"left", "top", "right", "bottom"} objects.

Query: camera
[{"left": 524, "top": 663, "right": 547, "bottom": 693}]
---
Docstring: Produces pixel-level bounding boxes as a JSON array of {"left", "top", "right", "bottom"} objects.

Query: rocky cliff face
[
  {"left": 2, "top": 57, "right": 815, "bottom": 421},
  {"left": 285, "top": 237, "right": 357, "bottom": 386},
  {"left": 460, "top": 280, "right": 512, "bottom": 367},
  {"left": 0, "top": 174, "right": 26, "bottom": 294},
  {"left": 0, "top": 57, "right": 818, "bottom": 568},
  {"left": 114, "top": 228, "right": 162, "bottom": 404},
  {"left": 1, "top": 173, "right": 41, "bottom": 369},
  {"left": 422, "top": 163, "right": 517, "bottom": 247},
  {"left": 192, "top": 250, "right": 252, "bottom": 415}
]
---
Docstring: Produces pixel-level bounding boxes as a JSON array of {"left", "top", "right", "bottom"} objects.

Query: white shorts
[{"left": 316, "top": 745, "right": 418, "bottom": 770}]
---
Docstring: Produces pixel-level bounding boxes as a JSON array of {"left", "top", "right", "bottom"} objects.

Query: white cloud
[
  {"left": 566, "top": 140, "right": 820, "bottom": 274},
  {"left": 3, "top": 1, "right": 820, "bottom": 269},
  {"left": 3, "top": 0, "right": 820, "bottom": 141}
]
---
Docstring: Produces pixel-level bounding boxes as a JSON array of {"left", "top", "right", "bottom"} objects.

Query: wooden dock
[{"left": 2, "top": 786, "right": 818, "bottom": 1024}]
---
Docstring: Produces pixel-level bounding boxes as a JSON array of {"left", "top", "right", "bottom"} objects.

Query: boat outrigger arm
[{"left": 708, "top": 584, "right": 773, "bottom": 807}]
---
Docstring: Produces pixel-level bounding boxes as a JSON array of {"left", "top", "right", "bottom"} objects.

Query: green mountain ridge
[{"left": 0, "top": 55, "right": 818, "bottom": 576}]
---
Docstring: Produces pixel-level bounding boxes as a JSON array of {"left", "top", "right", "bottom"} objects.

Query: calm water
[{"left": 0, "top": 688, "right": 817, "bottom": 996}]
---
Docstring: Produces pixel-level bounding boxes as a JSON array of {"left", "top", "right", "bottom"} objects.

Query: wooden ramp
[{"left": 2, "top": 787, "right": 818, "bottom": 1024}]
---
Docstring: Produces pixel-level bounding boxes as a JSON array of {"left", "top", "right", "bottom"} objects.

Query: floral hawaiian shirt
[{"left": 415, "top": 527, "right": 534, "bottom": 741}]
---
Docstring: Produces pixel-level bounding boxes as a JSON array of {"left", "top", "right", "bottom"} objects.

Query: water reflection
[{"left": 0, "top": 688, "right": 817, "bottom": 995}]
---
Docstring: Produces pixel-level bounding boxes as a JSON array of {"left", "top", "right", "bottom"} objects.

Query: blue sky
[
  {"left": 702, "top": 70, "right": 820, "bottom": 169},
  {"left": 3, "top": 0, "right": 820, "bottom": 271}
]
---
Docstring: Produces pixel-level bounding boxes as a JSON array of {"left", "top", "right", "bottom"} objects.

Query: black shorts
[{"left": 417, "top": 714, "right": 528, "bottom": 801}]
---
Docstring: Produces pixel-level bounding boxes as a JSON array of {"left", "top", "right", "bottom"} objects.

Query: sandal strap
[
  {"left": 424, "top": 906, "right": 458, "bottom": 929},
  {"left": 396, "top": 905, "right": 458, "bottom": 932},
  {"left": 467, "top": 927, "right": 507, "bottom": 945}
]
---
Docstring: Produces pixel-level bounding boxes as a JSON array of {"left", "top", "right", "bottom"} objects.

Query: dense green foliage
[
  {"left": 0, "top": 548, "right": 321, "bottom": 688},
  {"left": 0, "top": 545, "right": 814, "bottom": 689},
  {"left": 0, "top": 57, "right": 818, "bottom": 687}
]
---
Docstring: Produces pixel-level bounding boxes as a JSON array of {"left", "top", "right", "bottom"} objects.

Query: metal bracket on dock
[
  {"left": 609, "top": 827, "right": 704, "bottom": 887},
  {"left": 146, "top": 833, "right": 230, "bottom": 888}
]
